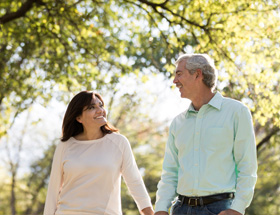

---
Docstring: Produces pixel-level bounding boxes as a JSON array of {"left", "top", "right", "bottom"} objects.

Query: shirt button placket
[{"left": 193, "top": 111, "right": 203, "bottom": 192}]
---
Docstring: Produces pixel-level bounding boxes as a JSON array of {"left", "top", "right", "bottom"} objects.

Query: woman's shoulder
[
  {"left": 106, "top": 132, "right": 129, "bottom": 143},
  {"left": 106, "top": 133, "right": 132, "bottom": 152},
  {"left": 56, "top": 137, "right": 77, "bottom": 149}
]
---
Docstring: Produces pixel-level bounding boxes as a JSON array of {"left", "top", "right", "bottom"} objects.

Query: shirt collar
[
  {"left": 188, "top": 104, "right": 198, "bottom": 113},
  {"left": 208, "top": 91, "right": 223, "bottom": 110},
  {"left": 185, "top": 91, "right": 223, "bottom": 116}
]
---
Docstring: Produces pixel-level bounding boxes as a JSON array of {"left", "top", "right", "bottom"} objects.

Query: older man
[{"left": 155, "top": 54, "right": 257, "bottom": 215}]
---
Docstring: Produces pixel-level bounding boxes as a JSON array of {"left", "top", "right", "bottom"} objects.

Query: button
[
  {"left": 196, "top": 132, "right": 199, "bottom": 135},
  {"left": 195, "top": 163, "right": 198, "bottom": 166},
  {"left": 195, "top": 148, "right": 198, "bottom": 151}
]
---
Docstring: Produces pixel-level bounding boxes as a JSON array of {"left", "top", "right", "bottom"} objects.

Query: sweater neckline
[{"left": 69, "top": 133, "right": 110, "bottom": 144}]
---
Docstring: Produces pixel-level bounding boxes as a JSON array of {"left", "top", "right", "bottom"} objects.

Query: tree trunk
[{"left": 10, "top": 170, "right": 16, "bottom": 215}]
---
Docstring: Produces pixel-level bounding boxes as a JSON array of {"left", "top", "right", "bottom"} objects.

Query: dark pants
[{"left": 171, "top": 198, "right": 233, "bottom": 215}]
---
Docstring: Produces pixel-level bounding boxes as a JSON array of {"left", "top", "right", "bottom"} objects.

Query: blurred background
[{"left": 0, "top": 0, "right": 279, "bottom": 214}]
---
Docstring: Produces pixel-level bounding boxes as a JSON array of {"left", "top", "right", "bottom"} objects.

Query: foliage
[
  {"left": 20, "top": 142, "right": 57, "bottom": 215},
  {"left": 110, "top": 93, "right": 168, "bottom": 213},
  {"left": 247, "top": 134, "right": 280, "bottom": 215},
  {"left": 1, "top": 0, "right": 279, "bottom": 138},
  {"left": 1, "top": 0, "right": 280, "bottom": 214}
]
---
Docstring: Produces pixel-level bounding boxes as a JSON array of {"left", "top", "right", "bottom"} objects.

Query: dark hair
[{"left": 61, "top": 91, "right": 118, "bottom": 141}]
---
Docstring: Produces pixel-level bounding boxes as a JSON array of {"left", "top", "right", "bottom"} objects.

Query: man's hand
[
  {"left": 140, "top": 207, "right": 154, "bottom": 215},
  {"left": 218, "top": 209, "right": 242, "bottom": 215},
  {"left": 154, "top": 211, "right": 169, "bottom": 215}
]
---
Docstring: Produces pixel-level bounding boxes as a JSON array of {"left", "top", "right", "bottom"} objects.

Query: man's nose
[{"left": 173, "top": 76, "right": 178, "bottom": 84}]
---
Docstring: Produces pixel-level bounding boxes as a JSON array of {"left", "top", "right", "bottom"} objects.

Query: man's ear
[{"left": 196, "top": 69, "right": 203, "bottom": 79}]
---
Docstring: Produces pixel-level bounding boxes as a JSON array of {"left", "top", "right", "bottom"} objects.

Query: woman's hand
[{"left": 141, "top": 206, "right": 154, "bottom": 215}]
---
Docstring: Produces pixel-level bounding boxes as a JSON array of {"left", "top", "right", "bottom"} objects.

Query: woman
[{"left": 44, "top": 91, "right": 154, "bottom": 215}]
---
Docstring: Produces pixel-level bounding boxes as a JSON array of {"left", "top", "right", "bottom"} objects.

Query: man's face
[{"left": 173, "top": 60, "right": 197, "bottom": 99}]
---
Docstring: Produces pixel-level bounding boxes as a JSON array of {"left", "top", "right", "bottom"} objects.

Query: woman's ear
[{"left": 76, "top": 116, "right": 82, "bottom": 123}]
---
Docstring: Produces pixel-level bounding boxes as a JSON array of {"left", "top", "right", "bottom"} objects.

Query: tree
[
  {"left": 247, "top": 133, "right": 280, "bottom": 215},
  {"left": 1, "top": 0, "right": 280, "bottom": 214},
  {"left": 22, "top": 142, "right": 57, "bottom": 215},
  {"left": 1, "top": 110, "right": 32, "bottom": 215},
  {"left": 1, "top": 0, "right": 279, "bottom": 143}
]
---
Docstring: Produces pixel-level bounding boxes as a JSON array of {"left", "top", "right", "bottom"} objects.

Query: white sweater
[{"left": 43, "top": 132, "right": 152, "bottom": 215}]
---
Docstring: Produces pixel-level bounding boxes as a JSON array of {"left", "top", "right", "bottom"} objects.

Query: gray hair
[{"left": 175, "top": 53, "right": 217, "bottom": 90}]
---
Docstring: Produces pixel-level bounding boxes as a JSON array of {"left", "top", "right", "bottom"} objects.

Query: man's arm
[
  {"left": 155, "top": 122, "right": 179, "bottom": 213},
  {"left": 230, "top": 106, "right": 258, "bottom": 214}
]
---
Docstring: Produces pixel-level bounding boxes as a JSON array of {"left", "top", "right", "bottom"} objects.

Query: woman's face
[{"left": 76, "top": 97, "right": 107, "bottom": 130}]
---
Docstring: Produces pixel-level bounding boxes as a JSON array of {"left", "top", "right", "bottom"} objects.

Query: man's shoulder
[
  {"left": 222, "top": 96, "right": 248, "bottom": 110},
  {"left": 170, "top": 109, "right": 188, "bottom": 127}
]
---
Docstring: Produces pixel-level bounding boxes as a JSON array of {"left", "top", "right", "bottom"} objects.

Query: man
[{"left": 155, "top": 54, "right": 257, "bottom": 215}]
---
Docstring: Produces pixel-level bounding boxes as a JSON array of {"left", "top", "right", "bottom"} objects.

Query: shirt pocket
[{"left": 204, "top": 127, "right": 233, "bottom": 151}]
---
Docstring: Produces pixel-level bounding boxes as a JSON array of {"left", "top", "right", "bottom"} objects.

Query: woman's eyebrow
[{"left": 90, "top": 101, "right": 102, "bottom": 106}]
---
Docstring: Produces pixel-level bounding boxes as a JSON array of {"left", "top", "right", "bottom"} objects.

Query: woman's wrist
[{"left": 141, "top": 206, "right": 154, "bottom": 215}]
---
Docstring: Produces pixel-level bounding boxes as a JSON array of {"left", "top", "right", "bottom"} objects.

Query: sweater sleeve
[
  {"left": 43, "top": 141, "right": 66, "bottom": 215},
  {"left": 120, "top": 136, "right": 152, "bottom": 211}
]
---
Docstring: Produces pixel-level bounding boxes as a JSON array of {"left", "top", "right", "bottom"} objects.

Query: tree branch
[
  {"left": 136, "top": 0, "right": 169, "bottom": 7},
  {"left": 124, "top": 0, "right": 170, "bottom": 45},
  {"left": 0, "top": 0, "right": 43, "bottom": 24},
  {"left": 137, "top": 0, "right": 204, "bottom": 29},
  {"left": 257, "top": 127, "right": 280, "bottom": 152}
]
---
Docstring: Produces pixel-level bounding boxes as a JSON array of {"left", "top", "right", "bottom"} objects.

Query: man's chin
[
  {"left": 180, "top": 93, "right": 186, "bottom": 98},
  {"left": 180, "top": 94, "right": 190, "bottom": 100}
]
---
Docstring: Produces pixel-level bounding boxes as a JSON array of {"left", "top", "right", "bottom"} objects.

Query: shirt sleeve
[
  {"left": 43, "top": 142, "right": 65, "bottom": 215},
  {"left": 231, "top": 106, "right": 258, "bottom": 214},
  {"left": 155, "top": 121, "right": 179, "bottom": 212},
  {"left": 120, "top": 136, "right": 152, "bottom": 211}
]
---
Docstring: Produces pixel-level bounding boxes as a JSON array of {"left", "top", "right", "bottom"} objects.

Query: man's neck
[{"left": 191, "top": 89, "right": 215, "bottom": 111}]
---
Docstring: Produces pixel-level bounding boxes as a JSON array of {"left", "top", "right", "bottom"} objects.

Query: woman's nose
[{"left": 96, "top": 106, "right": 103, "bottom": 113}]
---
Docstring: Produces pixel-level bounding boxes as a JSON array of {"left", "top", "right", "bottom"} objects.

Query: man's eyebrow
[{"left": 175, "top": 69, "right": 182, "bottom": 74}]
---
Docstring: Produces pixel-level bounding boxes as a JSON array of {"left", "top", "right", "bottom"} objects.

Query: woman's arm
[
  {"left": 120, "top": 136, "right": 153, "bottom": 214},
  {"left": 141, "top": 206, "right": 154, "bottom": 215},
  {"left": 43, "top": 142, "right": 65, "bottom": 215}
]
